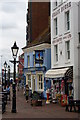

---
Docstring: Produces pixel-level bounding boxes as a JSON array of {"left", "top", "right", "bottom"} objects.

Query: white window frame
[
  {"left": 65, "top": 11, "right": 70, "bottom": 31},
  {"left": 54, "top": 17, "right": 58, "bottom": 36},
  {"left": 27, "top": 74, "right": 31, "bottom": 88},
  {"left": 38, "top": 74, "right": 44, "bottom": 91},
  {"left": 54, "top": 44, "right": 58, "bottom": 62},
  {"left": 27, "top": 55, "right": 30, "bottom": 67},
  {"left": 65, "top": 40, "right": 70, "bottom": 60}
]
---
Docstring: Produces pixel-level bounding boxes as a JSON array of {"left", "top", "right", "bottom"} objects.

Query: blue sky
[{"left": 0, "top": 0, "right": 28, "bottom": 72}]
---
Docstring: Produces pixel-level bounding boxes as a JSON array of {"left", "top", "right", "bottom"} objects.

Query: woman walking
[{"left": 26, "top": 84, "right": 29, "bottom": 102}]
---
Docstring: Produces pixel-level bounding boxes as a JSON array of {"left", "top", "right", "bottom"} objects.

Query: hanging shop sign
[{"left": 35, "top": 50, "right": 43, "bottom": 64}]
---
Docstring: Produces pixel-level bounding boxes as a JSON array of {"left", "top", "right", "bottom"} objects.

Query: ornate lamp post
[
  {"left": 11, "top": 41, "right": 19, "bottom": 113},
  {"left": 4, "top": 61, "right": 7, "bottom": 89},
  {"left": 8, "top": 65, "right": 10, "bottom": 86}
]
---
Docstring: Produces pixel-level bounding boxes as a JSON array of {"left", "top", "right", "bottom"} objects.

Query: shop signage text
[
  {"left": 24, "top": 66, "right": 46, "bottom": 72},
  {"left": 52, "top": 2, "right": 71, "bottom": 17},
  {"left": 53, "top": 33, "right": 72, "bottom": 44}
]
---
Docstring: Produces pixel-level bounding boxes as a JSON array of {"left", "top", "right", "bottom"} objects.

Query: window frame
[
  {"left": 27, "top": 55, "right": 30, "bottom": 67},
  {"left": 54, "top": 44, "right": 58, "bottom": 62},
  {"left": 38, "top": 74, "right": 43, "bottom": 90},
  {"left": 27, "top": 74, "right": 31, "bottom": 88},
  {"left": 54, "top": 17, "right": 58, "bottom": 36},
  {"left": 55, "top": 1, "right": 57, "bottom": 7},
  {"left": 65, "top": 40, "right": 70, "bottom": 60},
  {"left": 65, "top": 11, "right": 70, "bottom": 31}
]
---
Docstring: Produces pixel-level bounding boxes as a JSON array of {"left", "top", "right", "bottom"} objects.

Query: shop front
[
  {"left": 24, "top": 66, "right": 47, "bottom": 98},
  {"left": 45, "top": 67, "right": 73, "bottom": 106}
]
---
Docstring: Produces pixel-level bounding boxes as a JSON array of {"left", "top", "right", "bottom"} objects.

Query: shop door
[{"left": 32, "top": 75, "right": 35, "bottom": 93}]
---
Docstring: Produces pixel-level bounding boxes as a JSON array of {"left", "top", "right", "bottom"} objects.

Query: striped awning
[
  {"left": 45, "top": 68, "right": 69, "bottom": 79},
  {"left": 45, "top": 67, "right": 73, "bottom": 79}
]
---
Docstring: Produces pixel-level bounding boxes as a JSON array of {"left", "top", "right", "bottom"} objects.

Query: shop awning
[{"left": 45, "top": 68, "right": 69, "bottom": 79}]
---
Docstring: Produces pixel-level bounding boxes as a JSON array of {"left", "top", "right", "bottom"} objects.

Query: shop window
[
  {"left": 28, "top": 74, "right": 31, "bottom": 88},
  {"left": 52, "top": 80, "right": 63, "bottom": 102},
  {"left": 65, "top": 11, "right": 70, "bottom": 31},
  {"left": 54, "top": 44, "right": 58, "bottom": 62},
  {"left": 38, "top": 75, "right": 43, "bottom": 90},
  {"left": 65, "top": 40, "right": 70, "bottom": 60},
  {"left": 54, "top": 17, "right": 58, "bottom": 36},
  {"left": 27, "top": 55, "right": 30, "bottom": 67}
]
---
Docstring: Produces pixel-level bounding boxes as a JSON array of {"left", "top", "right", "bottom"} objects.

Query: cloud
[
  {"left": 0, "top": 2, "right": 26, "bottom": 14},
  {"left": 0, "top": 2, "right": 26, "bottom": 30},
  {"left": 0, "top": 0, "right": 27, "bottom": 3},
  {"left": 0, "top": 23, "right": 17, "bottom": 30},
  {"left": 0, "top": 1, "right": 27, "bottom": 73},
  {"left": 0, "top": 2, "right": 16, "bottom": 13}
]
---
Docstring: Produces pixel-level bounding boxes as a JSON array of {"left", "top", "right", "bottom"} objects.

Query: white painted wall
[{"left": 51, "top": 0, "right": 80, "bottom": 99}]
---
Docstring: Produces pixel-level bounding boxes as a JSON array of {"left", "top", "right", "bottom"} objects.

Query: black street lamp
[
  {"left": 11, "top": 41, "right": 19, "bottom": 113},
  {"left": 8, "top": 65, "right": 10, "bottom": 86},
  {"left": 4, "top": 61, "right": 7, "bottom": 89}
]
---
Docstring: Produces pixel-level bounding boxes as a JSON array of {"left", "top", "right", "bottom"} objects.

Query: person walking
[
  {"left": 26, "top": 84, "right": 29, "bottom": 103},
  {"left": 6, "top": 85, "right": 10, "bottom": 101}
]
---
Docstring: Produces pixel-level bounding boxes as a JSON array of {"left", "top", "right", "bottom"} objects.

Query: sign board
[{"left": 35, "top": 50, "right": 43, "bottom": 64}]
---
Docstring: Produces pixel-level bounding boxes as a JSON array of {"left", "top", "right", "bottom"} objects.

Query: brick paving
[{"left": 2, "top": 86, "right": 80, "bottom": 119}]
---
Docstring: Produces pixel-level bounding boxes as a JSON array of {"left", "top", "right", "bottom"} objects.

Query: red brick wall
[
  {"left": 28, "top": 2, "right": 49, "bottom": 43},
  {"left": 31, "top": 2, "right": 49, "bottom": 41}
]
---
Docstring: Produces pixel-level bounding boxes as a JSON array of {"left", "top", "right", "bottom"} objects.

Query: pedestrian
[
  {"left": 23, "top": 85, "right": 26, "bottom": 96},
  {"left": 6, "top": 85, "right": 10, "bottom": 101},
  {"left": 26, "top": 84, "right": 29, "bottom": 103}
]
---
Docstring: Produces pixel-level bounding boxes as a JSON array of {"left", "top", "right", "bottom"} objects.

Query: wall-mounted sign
[
  {"left": 35, "top": 50, "right": 43, "bottom": 64},
  {"left": 53, "top": 33, "right": 72, "bottom": 44},
  {"left": 52, "top": 2, "right": 71, "bottom": 17}
]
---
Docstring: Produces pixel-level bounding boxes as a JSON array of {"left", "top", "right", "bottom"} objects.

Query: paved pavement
[{"left": 2, "top": 86, "right": 80, "bottom": 119}]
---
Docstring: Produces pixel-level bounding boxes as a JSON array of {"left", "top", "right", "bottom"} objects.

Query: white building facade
[{"left": 47, "top": 0, "right": 80, "bottom": 99}]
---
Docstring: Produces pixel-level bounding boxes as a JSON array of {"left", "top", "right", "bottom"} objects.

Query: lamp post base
[
  {"left": 11, "top": 96, "right": 17, "bottom": 113},
  {"left": 11, "top": 83, "right": 16, "bottom": 113}
]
